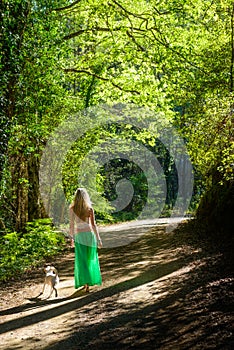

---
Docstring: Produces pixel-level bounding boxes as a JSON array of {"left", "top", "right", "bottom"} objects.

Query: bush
[{"left": 0, "top": 219, "right": 66, "bottom": 282}]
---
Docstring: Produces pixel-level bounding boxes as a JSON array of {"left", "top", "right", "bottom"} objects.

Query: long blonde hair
[{"left": 70, "top": 188, "right": 92, "bottom": 220}]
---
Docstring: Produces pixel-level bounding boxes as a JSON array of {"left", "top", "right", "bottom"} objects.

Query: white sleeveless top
[
  {"left": 74, "top": 215, "right": 92, "bottom": 233},
  {"left": 73, "top": 210, "right": 97, "bottom": 246}
]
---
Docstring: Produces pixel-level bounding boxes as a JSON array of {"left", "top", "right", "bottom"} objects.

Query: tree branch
[
  {"left": 64, "top": 30, "right": 86, "bottom": 40},
  {"left": 149, "top": 27, "right": 208, "bottom": 74},
  {"left": 64, "top": 68, "right": 140, "bottom": 94},
  {"left": 126, "top": 30, "right": 146, "bottom": 51},
  {"left": 53, "top": 0, "right": 82, "bottom": 12},
  {"left": 64, "top": 26, "right": 124, "bottom": 40},
  {"left": 111, "top": 0, "right": 150, "bottom": 19},
  {"left": 153, "top": 6, "right": 171, "bottom": 16},
  {"left": 63, "top": 25, "right": 147, "bottom": 40}
]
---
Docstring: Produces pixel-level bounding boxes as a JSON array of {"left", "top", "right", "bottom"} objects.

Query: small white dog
[{"left": 37, "top": 265, "right": 59, "bottom": 299}]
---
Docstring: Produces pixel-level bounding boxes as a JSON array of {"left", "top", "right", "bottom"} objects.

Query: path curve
[{"left": 0, "top": 218, "right": 233, "bottom": 350}]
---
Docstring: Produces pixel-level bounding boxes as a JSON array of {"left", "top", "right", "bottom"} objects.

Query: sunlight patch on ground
[
  {"left": 114, "top": 259, "right": 207, "bottom": 309},
  {"left": 157, "top": 258, "right": 206, "bottom": 283},
  {"left": 0, "top": 223, "right": 215, "bottom": 350}
]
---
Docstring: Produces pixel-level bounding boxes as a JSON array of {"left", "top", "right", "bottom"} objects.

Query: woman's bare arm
[
  {"left": 69, "top": 208, "right": 75, "bottom": 247},
  {"left": 90, "top": 208, "right": 102, "bottom": 247}
]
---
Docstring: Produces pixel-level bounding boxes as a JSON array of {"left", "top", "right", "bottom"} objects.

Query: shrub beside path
[{"left": 0, "top": 220, "right": 233, "bottom": 349}]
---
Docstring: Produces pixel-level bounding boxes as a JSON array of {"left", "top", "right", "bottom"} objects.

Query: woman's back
[{"left": 73, "top": 208, "right": 92, "bottom": 233}]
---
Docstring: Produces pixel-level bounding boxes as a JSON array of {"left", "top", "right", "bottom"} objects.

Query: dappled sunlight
[
  {"left": 0, "top": 223, "right": 232, "bottom": 350},
  {"left": 100, "top": 259, "right": 207, "bottom": 315}
]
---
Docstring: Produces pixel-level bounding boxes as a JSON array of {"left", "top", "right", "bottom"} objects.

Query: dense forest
[{"left": 0, "top": 0, "right": 233, "bottom": 280}]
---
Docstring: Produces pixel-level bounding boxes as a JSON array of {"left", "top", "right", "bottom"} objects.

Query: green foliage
[
  {"left": 61, "top": 120, "right": 180, "bottom": 222},
  {"left": 61, "top": 0, "right": 233, "bottom": 200},
  {"left": 1, "top": 0, "right": 233, "bottom": 233},
  {"left": 0, "top": 219, "right": 66, "bottom": 282},
  {"left": 183, "top": 94, "right": 234, "bottom": 186},
  {"left": 0, "top": 0, "right": 82, "bottom": 230}
]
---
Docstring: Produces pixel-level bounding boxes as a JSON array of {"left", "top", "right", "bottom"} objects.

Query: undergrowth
[{"left": 0, "top": 219, "right": 66, "bottom": 282}]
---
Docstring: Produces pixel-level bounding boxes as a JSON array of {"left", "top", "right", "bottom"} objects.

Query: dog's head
[{"left": 44, "top": 264, "right": 57, "bottom": 274}]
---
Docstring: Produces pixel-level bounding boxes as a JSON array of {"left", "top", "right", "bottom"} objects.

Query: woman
[{"left": 69, "top": 188, "right": 102, "bottom": 292}]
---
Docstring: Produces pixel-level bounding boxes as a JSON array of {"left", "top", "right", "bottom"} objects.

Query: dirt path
[{"left": 0, "top": 220, "right": 233, "bottom": 350}]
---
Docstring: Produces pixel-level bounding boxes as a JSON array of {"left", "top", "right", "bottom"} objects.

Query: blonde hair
[{"left": 70, "top": 188, "right": 92, "bottom": 220}]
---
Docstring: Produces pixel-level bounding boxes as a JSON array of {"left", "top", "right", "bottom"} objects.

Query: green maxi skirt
[{"left": 74, "top": 231, "right": 102, "bottom": 289}]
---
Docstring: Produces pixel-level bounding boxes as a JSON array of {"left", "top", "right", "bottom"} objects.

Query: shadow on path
[
  {"left": 0, "top": 223, "right": 233, "bottom": 350},
  {"left": 0, "top": 256, "right": 190, "bottom": 335}
]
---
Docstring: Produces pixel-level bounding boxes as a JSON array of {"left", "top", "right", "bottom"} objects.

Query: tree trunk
[
  {"left": 28, "top": 153, "right": 47, "bottom": 222},
  {"left": 10, "top": 152, "right": 29, "bottom": 231},
  {"left": 9, "top": 150, "right": 48, "bottom": 232}
]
